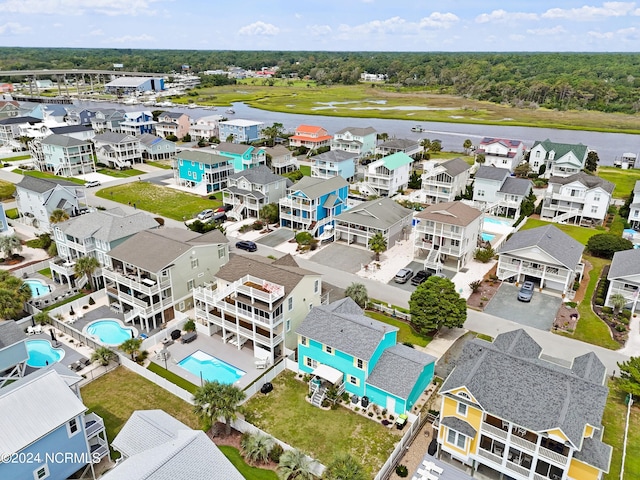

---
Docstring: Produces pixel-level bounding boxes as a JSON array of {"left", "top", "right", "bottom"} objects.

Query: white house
[
  {"left": 331, "top": 126, "right": 377, "bottom": 157},
  {"left": 413, "top": 201, "right": 483, "bottom": 273},
  {"left": 32, "top": 134, "right": 96, "bottom": 177},
  {"left": 529, "top": 139, "right": 589, "bottom": 177},
  {"left": 363, "top": 152, "right": 413, "bottom": 197},
  {"left": 222, "top": 166, "right": 288, "bottom": 220},
  {"left": 421, "top": 157, "right": 471, "bottom": 204},
  {"left": 497, "top": 224, "right": 585, "bottom": 294},
  {"left": 475, "top": 137, "right": 526, "bottom": 172},
  {"left": 188, "top": 114, "right": 223, "bottom": 141},
  {"left": 265, "top": 145, "right": 297, "bottom": 174},
  {"left": 605, "top": 249, "right": 640, "bottom": 313},
  {"left": 540, "top": 172, "right": 614, "bottom": 226},
  {"left": 627, "top": 180, "right": 640, "bottom": 231},
  {"left": 94, "top": 132, "right": 143, "bottom": 169},
  {"left": 473, "top": 166, "right": 533, "bottom": 218},
  {"left": 375, "top": 138, "right": 422, "bottom": 159}
]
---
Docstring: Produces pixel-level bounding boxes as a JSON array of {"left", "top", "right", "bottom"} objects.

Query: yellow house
[{"left": 434, "top": 329, "right": 612, "bottom": 480}]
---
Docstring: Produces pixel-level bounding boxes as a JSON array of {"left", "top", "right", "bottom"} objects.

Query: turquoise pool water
[
  {"left": 483, "top": 217, "right": 512, "bottom": 227},
  {"left": 26, "top": 339, "right": 65, "bottom": 367},
  {"left": 85, "top": 319, "right": 136, "bottom": 346},
  {"left": 481, "top": 232, "right": 495, "bottom": 242},
  {"left": 178, "top": 350, "right": 246, "bottom": 384},
  {"left": 24, "top": 279, "right": 50, "bottom": 298}
]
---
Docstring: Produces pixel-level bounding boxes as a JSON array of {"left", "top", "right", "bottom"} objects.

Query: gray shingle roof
[
  {"left": 441, "top": 158, "right": 471, "bottom": 176},
  {"left": 224, "top": 185, "right": 265, "bottom": 200},
  {"left": 57, "top": 210, "right": 159, "bottom": 243},
  {"left": 415, "top": 201, "right": 482, "bottom": 227},
  {"left": 289, "top": 175, "right": 348, "bottom": 199},
  {"left": 475, "top": 166, "right": 510, "bottom": 182},
  {"left": 16, "top": 176, "right": 79, "bottom": 194},
  {"left": 335, "top": 126, "right": 376, "bottom": 136},
  {"left": 335, "top": 197, "right": 413, "bottom": 230},
  {"left": 313, "top": 150, "right": 359, "bottom": 163},
  {"left": 573, "top": 435, "right": 613, "bottom": 473},
  {"left": 608, "top": 248, "right": 640, "bottom": 279},
  {"left": 177, "top": 149, "right": 230, "bottom": 166},
  {"left": 49, "top": 125, "right": 93, "bottom": 135},
  {"left": 228, "top": 165, "right": 284, "bottom": 185},
  {"left": 0, "top": 115, "right": 41, "bottom": 125},
  {"left": 0, "top": 320, "right": 26, "bottom": 348},
  {"left": 94, "top": 132, "right": 138, "bottom": 144},
  {"left": 498, "top": 224, "right": 584, "bottom": 269},
  {"left": 498, "top": 177, "right": 532, "bottom": 196},
  {"left": 440, "top": 330, "right": 609, "bottom": 449},
  {"left": 378, "top": 138, "right": 419, "bottom": 150},
  {"left": 216, "top": 142, "right": 252, "bottom": 155},
  {"left": 549, "top": 172, "right": 615, "bottom": 194},
  {"left": 571, "top": 352, "right": 607, "bottom": 385},
  {"left": 366, "top": 344, "right": 435, "bottom": 398},
  {"left": 440, "top": 417, "right": 477, "bottom": 438},
  {"left": 111, "top": 410, "right": 191, "bottom": 456},
  {"left": 40, "top": 134, "right": 89, "bottom": 147},
  {"left": 296, "top": 298, "right": 398, "bottom": 361}
]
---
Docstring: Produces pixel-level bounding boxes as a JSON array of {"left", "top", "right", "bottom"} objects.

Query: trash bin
[
  {"left": 260, "top": 382, "right": 273, "bottom": 394},
  {"left": 396, "top": 414, "right": 408, "bottom": 430},
  {"left": 361, "top": 396, "right": 369, "bottom": 408}
]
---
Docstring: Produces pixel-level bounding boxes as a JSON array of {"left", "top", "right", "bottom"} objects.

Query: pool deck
[
  {"left": 148, "top": 332, "right": 268, "bottom": 390},
  {"left": 25, "top": 331, "right": 98, "bottom": 376}
]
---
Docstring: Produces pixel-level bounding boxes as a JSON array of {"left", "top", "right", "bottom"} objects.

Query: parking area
[
  {"left": 483, "top": 283, "right": 562, "bottom": 331},
  {"left": 385, "top": 262, "right": 457, "bottom": 292},
  {"left": 309, "top": 242, "right": 373, "bottom": 274},
  {"left": 256, "top": 228, "right": 295, "bottom": 248}
]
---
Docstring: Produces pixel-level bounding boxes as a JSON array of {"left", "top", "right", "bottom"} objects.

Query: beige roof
[
  {"left": 415, "top": 201, "right": 482, "bottom": 226},
  {"left": 216, "top": 254, "right": 318, "bottom": 296}
]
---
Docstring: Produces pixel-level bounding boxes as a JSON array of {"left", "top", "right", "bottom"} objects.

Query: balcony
[
  {"left": 538, "top": 446, "right": 568, "bottom": 466},
  {"left": 280, "top": 197, "right": 314, "bottom": 210},
  {"left": 84, "top": 412, "right": 105, "bottom": 438},
  {"left": 477, "top": 448, "right": 503, "bottom": 465},
  {"left": 482, "top": 421, "right": 508, "bottom": 440},
  {"left": 103, "top": 267, "right": 168, "bottom": 296},
  {"left": 199, "top": 310, "right": 284, "bottom": 346},
  {"left": 505, "top": 460, "right": 531, "bottom": 477}
]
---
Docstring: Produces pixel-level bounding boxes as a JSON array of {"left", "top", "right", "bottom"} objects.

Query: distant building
[
  {"left": 155, "top": 112, "right": 190, "bottom": 139},
  {"left": 363, "top": 152, "right": 413, "bottom": 197},
  {"left": 104, "top": 77, "right": 164, "bottom": 95},
  {"left": 32, "top": 134, "right": 96, "bottom": 177},
  {"left": 218, "top": 119, "right": 263, "bottom": 144},
  {"left": 214, "top": 142, "right": 266, "bottom": 172},
  {"left": 94, "top": 132, "right": 142, "bottom": 169},
  {"left": 120, "top": 110, "right": 156, "bottom": 136},
  {"left": 139, "top": 133, "right": 176, "bottom": 161},
  {"left": 174, "top": 149, "right": 234, "bottom": 194},
  {"left": 529, "top": 139, "right": 589, "bottom": 177},
  {"left": 222, "top": 166, "right": 288, "bottom": 220},
  {"left": 289, "top": 125, "right": 332, "bottom": 150},
  {"left": 331, "top": 126, "right": 377, "bottom": 157},
  {"left": 311, "top": 150, "right": 358, "bottom": 181},
  {"left": 475, "top": 137, "right": 526, "bottom": 172}
]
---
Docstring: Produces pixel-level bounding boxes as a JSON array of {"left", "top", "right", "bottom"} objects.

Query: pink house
[
  {"left": 289, "top": 125, "right": 332, "bottom": 149},
  {"left": 476, "top": 137, "right": 526, "bottom": 172},
  {"left": 155, "top": 112, "right": 191, "bottom": 139}
]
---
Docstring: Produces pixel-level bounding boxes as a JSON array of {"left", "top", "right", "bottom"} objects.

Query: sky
[{"left": 0, "top": 0, "right": 639, "bottom": 52}]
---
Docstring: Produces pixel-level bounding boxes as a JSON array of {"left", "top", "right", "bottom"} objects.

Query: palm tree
[
  {"left": 241, "top": 432, "right": 274, "bottom": 465},
  {"left": 463, "top": 139, "right": 473, "bottom": 154},
  {"left": 91, "top": 347, "right": 117, "bottom": 366},
  {"left": 323, "top": 453, "right": 367, "bottom": 480},
  {"left": 376, "top": 132, "right": 389, "bottom": 144},
  {"left": 49, "top": 208, "right": 70, "bottom": 224},
  {"left": 610, "top": 293, "right": 627, "bottom": 313},
  {"left": 193, "top": 381, "right": 246, "bottom": 435},
  {"left": 73, "top": 256, "right": 100, "bottom": 291},
  {"left": 344, "top": 283, "right": 368, "bottom": 308},
  {"left": 368, "top": 232, "right": 387, "bottom": 261},
  {"left": 262, "top": 122, "right": 284, "bottom": 147},
  {"left": 0, "top": 234, "right": 22, "bottom": 259},
  {"left": 119, "top": 338, "right": 142, "bottom": 361},
  {"left": 420, "top": 138, "right": 431, "bottom": 158},
  {"left": 278, "top": 449, "right": 315, "bottom": 480}
]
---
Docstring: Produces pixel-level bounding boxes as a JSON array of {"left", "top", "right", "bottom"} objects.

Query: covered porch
[{"left": 308, "top": 364, "right": 346, "bottom": 408}]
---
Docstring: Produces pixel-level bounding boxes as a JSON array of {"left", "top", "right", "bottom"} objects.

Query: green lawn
[
  {"left": 219, "top": 446, "right": 279, "bottom": 480},
  {"left": 80, "top": 367, "right": 201, "bottom": 456},
  {"left": 95, "top": 182, "right": 222, "bottom": 221},
  {"left": 4, "top": 207, "right": 18, "bottom": 219},
  {"left": 300, "top": 165, "right": 311, "bottom": 176},
  {"left": 97, "top": 168, "right": 146, "bottom": 178},
  {"left": 1, "top": 154, "right": 31, "bottom": 161},
  {"left": 37, "top": 267, "right": 52, "bottom": 278},
  {"left": 429, "top": 151, "right": 475, "bottom": 165},
  {"left": 365, "top": 311, "right": 432, "bottom": 347},
  {"left": 147, "top": 361, "right": 198, "bottom": 394},
  {"left": 603, "top": 379, "right": 640, "bottom": 479},
  {"left": 597, "top": 167, "right": 640, "bottom": 199},
  {"left": 12, "top": 168, "right": 86, "bottom": 185},
  {"left": 146, "top": 160, "right": 173, "bottom": 170},
  {"left": 520, "top": 218, "right": 601, "bottom": 245},
  {"left": 0, "top": 180, "right": 16, "bottom": 200},
  {"left": 242, "top": 371, "right": 398, "bottom": 476}
]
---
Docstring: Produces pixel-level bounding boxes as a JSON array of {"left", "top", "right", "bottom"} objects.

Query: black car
[
  {"left": 236, "top": 240, "right": 257, "bottom": 252},
  {"left": 411, "top": 269, "right": 433, "bottom": 286}
]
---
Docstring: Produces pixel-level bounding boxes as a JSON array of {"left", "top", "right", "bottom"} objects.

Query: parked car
[
  {"left": 236, "top": 240, "right": 257, "bottom": 252},
  {"left": 212, "top": 213, "right": 227, "bottom": 223},
  {"left": 411, "top": 269, "right": 432, "bottom": 286},
  {"left": 517, "top": 281, "right": 535, "bottom": 302},
  {"left": 85, "top": 180, "right": 101, "bottom": 188},
  {"left": 197, "top": 209, "right": 214, "bottom": 220},
  {"left": 394, "top": 268, "right": 414, "bottom": 284}
]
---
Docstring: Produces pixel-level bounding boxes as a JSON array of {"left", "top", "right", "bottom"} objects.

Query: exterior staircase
[
  {"left": 553, "top": 209, "right": 581, "bottom": 224},
  {"left": 358, "top": 181, "right": 378, "bottom": 197},
  {"left": 424, "top": 248, "right": 441, "bottom": 272},
  {"left": 311, "top": 386, "right": 326, "bottom": 407},
  {"left": 227, "top": 203, "right": 244, "bottom": 221},
  {"left": 75, "top": 275, "right": 88, "bottom": 290}
]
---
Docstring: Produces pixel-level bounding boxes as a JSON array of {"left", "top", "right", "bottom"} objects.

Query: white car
[
  {"left": 197, "top": 209, "right": 214, "bottom": 220},
  {"left": 85, "top": 180, "right": 101, "bottom": 188}
]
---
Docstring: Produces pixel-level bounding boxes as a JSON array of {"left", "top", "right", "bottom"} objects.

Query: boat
[
  {"left": 411, "top": 125, "right": 423, "bottom": 132},
  {"left": 225, "top": 108, "right": 235, "bottom": 114},
  {"left": 187, "top": 103, "right": 198, "bottom": 109}
]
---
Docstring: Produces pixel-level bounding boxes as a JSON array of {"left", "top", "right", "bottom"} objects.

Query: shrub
[
  {"left": 368, "top": 412, "right": 374, "bottom": 417},
  {"left": 396, "top": 465, "right": 409, "bottom": 477},
  {"left": 88, "top": 296, "right": 95, "bottom": 305},
  {"left": 615, "top": 324, "right": 627, "bottom": 332},
  {"left": 602, "top": 307, "right": 613, "bottom": 314},
  {"left": 565, "top": 301, "right": 578, "bottom": 308},
  {"left": 474, "top": 246, "right": 496, "bottom": 263},
  {"left": 587, "top": 233, "right": 633, "bottom": 259},
  {"left": 469, "top": 280, "right": 483, "bottom": 293},
  {"left": 268, "top": 443, "right": 284, "bottom": 463},
  {"left": 573, "top": 281, "right": 580, "bottom": 291},
  {"left": 183, "top": 318, "right": 196, "bottom": 332},
  {"left": 595, "top": 297, "right": 604, "bottom": 306},
  {"left": 252, "top": 220, "right": 264, "bottom": 230},
  {"left": 621, "top": 310, "right": 632, "bottom": 320}
]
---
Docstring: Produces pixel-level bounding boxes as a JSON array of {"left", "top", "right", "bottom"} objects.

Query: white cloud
[
  {"left": 589, "top": 26, "right": 639, "bottom": 39},
  {"left": 105, "top": 33, "right": 155, "bottom": 43},
  {"left": 526, "top": 26, "right": 567, "bottom": 35},
  {"left": 338, "top": 16, "right": 407, "bottom": 35},
  {"left": 419, "top": 12, "right": 459, "bottom": 29},
  {"left": 542, "top": 2, "right": 635, "bottom": 21},
  {"left": 309, "top": 25, "right": 332, "bottom": 36},
  {"left": 89, "top": 29, "right": 104, "bottom": 36},
  {"left": 509, "top": 34, "right": 526, "bottom": 41},
  {"left": 0, "top": 0, "right": 163, "bottom": 16},
  {"left": 475, "top": 9, "right": 538, "bottom": 23},
  {"left": 0, "top": 22, "right": 31, "bottom": 34},
  {"left": 238, "top": 21, "right": 280, "bottom": 36},
  {"left": 588, "top": 30, "right": 615, "bottom": 39}
]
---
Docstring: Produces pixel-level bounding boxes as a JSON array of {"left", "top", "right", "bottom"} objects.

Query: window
[
  {"left": 325, "top": 345, "right": 333, "bottom": 354},
  {"left": 305, "top": 357, "right": 317, "bottom": 369},
  {"left": 451, "top": 239, "right": 460, "bottom": 247},
  {"left": 594, "top": 194, "right": 600, "bottom": 202},
  {"left": 301, "top": 336, "right": 307, "bottom": 346},
  {"left": 288, "top": 297, "right": 293, "bottom": 311},
  {"left": 450, "top": 225, "right": 460, "bottom": 233},
  {"left": 309, "top": 303, "right": 313, "bottom": 311},
  {"left": 286, "top": 319, "right": 291, "bottom": 332},
  {"left": 457, "top": 402, "right": 468, "bottom": 416},
  {"left": 447, "top": 429, "right": 467, "bottom": 449},
  {"left": 591, "top": 205, "right": 598, "bottom": 214},
  {"left": 357, "top": 358, "right": 364, "bottom": 369},
  {"left": 191, "top": 258, "right": 199, "bottom": 269},
  {"left": 477, "top": 189, "right": 485, "bottom": 197},
  {"left": 349, "top": 375, "right": 358, "bottom": 385},
  {"left": 187, "top": 279, "right": 195, "bottom": 291},
  {"left": 314, "top": 280, "right": 319, "bottom": 293},
  {"left": 34, "top": 465, "right": 49, "bottom": 479}
]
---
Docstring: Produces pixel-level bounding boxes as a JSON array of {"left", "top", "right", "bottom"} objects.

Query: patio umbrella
[
  {"left": 31, "top": 316, "right": 36, "bottom": 327},
  {"left": 131, "top": 330, "right": 135, "bottom": 339},
  {"left": 49, "top": 329, "right": 56, "bottom": 342}
]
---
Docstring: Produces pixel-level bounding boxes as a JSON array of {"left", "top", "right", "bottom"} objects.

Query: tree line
[{"left": 1, "top": 48, "right": 639, "bottom": 113}]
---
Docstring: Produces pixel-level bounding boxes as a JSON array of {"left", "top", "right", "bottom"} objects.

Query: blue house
[
  {"left": 279, "top": 176, "right": 349, "bottom": 238},
  {"left": 175, "top": 149, "right": 234, "bottom": 194},
  {"left": 215, "top": 141, "right": 267, "bottom": 172},
  {"left": 311, "top": 150, "right": 358, "bottom": 181},
  {"left": 120, "top": 110, "right": 156, "bottom": 136},
  {"left": 297, "top": 298, "right": 436, "bottom": 415},
  {"left": 0, "top": 320, "right": 27, "bottom": 388},
  {"left": 218, "top": 119, "right": 264, "bottom": 144},
  {"left": 0, "top": 368, "right": 109, "bottom": 480}
]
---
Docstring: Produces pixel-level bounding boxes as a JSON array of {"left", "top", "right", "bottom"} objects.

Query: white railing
[
  {"left": 84, "top": 412, "right": 105, "bottom": 437},
  {"left": 511, "top": 435, "right": 536, "bottom": 452},
  {"left": 505, "top": 460, "right": 531, "bottom": 477},
  {"left": 482, "top": 422, "right": 508, "bottom": 440},
  {"left": 477, "top": 448, "right": 503, "bottom": 465},
  {"left": 538, "top": 446, "right": 568, "bottom": 465}
]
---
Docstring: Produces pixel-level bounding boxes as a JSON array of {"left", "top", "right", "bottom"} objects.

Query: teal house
[
  {"left": 297, "top": 298, "right": 436, "bottom": 415},
  {"left": 175, "top": 149, "right": 234, "bottom": 194},
  {"left": 215, "top": 142, "right": 267, "bottom": 172}
]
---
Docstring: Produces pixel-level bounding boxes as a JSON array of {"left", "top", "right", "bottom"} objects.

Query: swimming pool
[
  {"left": 24, "top": 279, "right": 50, "bottom": 298},
  {"left": 84, "top": 319, "right": 137, "bottom": 346},
  {"left": 481, "top": 232, "right": 495, "bottom": 242},
  {"left": 26, "top": 339, "right": 65, "bottom": 368},
  {"left": 178, "top": 350, "right": 246, "bottom": 384},
  {"left": 483, "top": 217, "right": 513, "bottom": 227}
]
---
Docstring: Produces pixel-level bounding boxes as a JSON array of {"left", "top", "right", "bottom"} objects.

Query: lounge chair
[
  {"left": 27, "top": 326, "right": 35, "bottom": 335},
  {"left": 33, "top": 325, "right": 42, "bottom": 334},
  {"left": 254, "top": 358, "right": 269, "bottom": 369}
]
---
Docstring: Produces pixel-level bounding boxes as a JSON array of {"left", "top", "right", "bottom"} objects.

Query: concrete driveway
[
  {"left": 483, "top": 283, "right": 562, "bottom": 331},
  {"left": 309, "top": 243, "right": 373, "bottom": 274},
  {"left": 256, "top": 228, "right": 295, "bottom": 248}
]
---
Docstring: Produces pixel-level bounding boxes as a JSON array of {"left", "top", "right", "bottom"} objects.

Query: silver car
[
  {"left": 517, "top": 281, "right": 535, "bottom": 302},
  {"left": 394, "top": 268, "right": 414, "bottom": 284}
]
